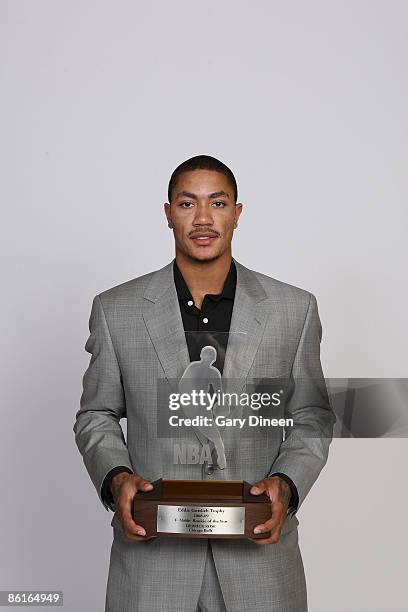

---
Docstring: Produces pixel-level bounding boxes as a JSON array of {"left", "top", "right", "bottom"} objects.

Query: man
[{"left": 74, "top": 155, "right": 335, "bottom": 611}]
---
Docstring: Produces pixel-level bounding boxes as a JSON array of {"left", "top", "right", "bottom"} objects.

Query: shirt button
[
  {"left": 203, "top": 317, "right": 209, "bottom": 324},
  {"left": 187, "top": 300, "right": 194, "bottom": 306}
]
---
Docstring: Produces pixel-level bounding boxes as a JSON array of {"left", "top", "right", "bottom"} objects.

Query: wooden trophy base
[{"left": 133, "top": 479, "right": 271, "bottom": 539}]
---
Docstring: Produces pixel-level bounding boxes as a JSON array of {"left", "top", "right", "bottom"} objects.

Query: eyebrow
[{"left": 175, "top": 190, "right": 230, "bottom": 200}]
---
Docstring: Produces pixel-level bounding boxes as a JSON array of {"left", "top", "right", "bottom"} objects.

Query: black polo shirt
[{"left": 173, "top": 258, "right": 236, "bottom": 375}]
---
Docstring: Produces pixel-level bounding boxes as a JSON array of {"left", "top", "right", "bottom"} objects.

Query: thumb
[
  {"left": 138, "top": 479, "right": 154, "bottom": 491},
  {"left": 250, "top": 480, "right": 266, "bottom": 495}
]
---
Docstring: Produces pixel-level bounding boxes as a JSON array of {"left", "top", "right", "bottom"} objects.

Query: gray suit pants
[{"left": 196, "top": 541, "right": 226, "bottom": 612}]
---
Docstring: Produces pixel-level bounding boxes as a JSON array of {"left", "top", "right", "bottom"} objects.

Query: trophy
[{"left": 133, "top": 332, "right": 275, "bottom": 539}]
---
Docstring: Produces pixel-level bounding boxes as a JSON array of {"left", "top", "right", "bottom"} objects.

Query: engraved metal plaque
[{"left": 157, "top": 504, "right": 246, "bottom": 535}]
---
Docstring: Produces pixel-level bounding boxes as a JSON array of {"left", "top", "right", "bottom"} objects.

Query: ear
[
  {"left": 234, "top": 202, "right": 243, "bottom": 226},
  {"left": 164, "top": 202, "right": 172, "bottom": 228}
]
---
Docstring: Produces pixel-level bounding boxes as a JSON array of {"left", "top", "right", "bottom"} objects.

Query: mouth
[{"left": 190, "top": 234, "right": 219, "bottom": 246}]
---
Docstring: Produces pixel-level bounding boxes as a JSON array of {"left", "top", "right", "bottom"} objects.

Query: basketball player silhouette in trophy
[{"left": 178, "top": 345, "right": 230, "bottom": 469}]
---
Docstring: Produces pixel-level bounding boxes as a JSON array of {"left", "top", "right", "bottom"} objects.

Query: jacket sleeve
[
  {"left": 73, "top": 295, "right": 134, "bottom": 511},
  {"left": 268, "top": 293, "right": 336, "bottom": 512}
]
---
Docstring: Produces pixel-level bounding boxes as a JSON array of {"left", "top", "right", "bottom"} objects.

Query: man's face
[{"left": 164, "top": 169, "right": 243, "bottom": 263}]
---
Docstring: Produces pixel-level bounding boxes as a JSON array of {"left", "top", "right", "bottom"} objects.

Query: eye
[
  {"left": 212, "top": 201, "right": 225, "bottom": 208},
  {"left": 180, "top": 201, "right": 194, "bottom": 208}
]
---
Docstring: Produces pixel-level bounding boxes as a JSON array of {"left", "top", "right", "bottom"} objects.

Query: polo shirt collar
[{"left": 173, "top": 259, "right": 237, "bottom": 301}]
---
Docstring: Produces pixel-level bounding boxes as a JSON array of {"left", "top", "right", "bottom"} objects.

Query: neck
[{"left": 175, "top": 249, "right": 232, "bottom": 308}]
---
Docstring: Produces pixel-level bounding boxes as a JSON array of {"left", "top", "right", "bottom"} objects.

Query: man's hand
[
  {"left": 111, "top": 472, "right": 154, "bottom": 541},
  {"left": 250, "top": 476, "right": 291, "bottom": 545}
]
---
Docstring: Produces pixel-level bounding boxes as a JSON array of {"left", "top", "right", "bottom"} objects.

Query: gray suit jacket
[{"left": 73, "top": 258, "right": 335, "bottom": 612}]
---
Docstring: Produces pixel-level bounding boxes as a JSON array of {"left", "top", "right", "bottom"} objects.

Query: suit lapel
[
  {"left": 222, "top": 258, "right": 269, "bottom": 394},
  {"left": 142, "top": 259, "right": 190, "bottom": 391}
]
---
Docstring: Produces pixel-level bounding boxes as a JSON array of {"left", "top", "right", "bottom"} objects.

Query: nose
[{"left": 192, "top": 203, "right": 214, "bottom": 227}]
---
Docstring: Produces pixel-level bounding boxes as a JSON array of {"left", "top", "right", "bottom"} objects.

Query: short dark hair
[{"left": 168, "top": 155, "right": 238, "bottom": 204}]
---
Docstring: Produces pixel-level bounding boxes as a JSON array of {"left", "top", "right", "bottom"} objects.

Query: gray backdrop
[{"left": 1, "top": 1, "right": 407, "bottom": 610}]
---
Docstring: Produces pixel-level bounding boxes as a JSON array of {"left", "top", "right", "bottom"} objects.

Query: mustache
[{"left": 189, "top": 229, "right": 220, "bottom": 237}]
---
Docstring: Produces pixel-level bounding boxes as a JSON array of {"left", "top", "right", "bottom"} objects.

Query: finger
[
  {"left": 122, "top": 533, "right": 155, "bottom": 542},
  {"left": 122, "top": 530, "right": 149, "bottom": 541},
  {"left": 261, "top": 484, "right": 286, "bottom": 506},
  {"left": 253, "top": 515, "right": 283, "bottom": 545},
  {"left": 253, "top": 513, "right": 282, "bottom": 535},
  {"left": 115, "top": 496, "right": 147, "bottom": 538},
  {"left": 253, "top": 500, "right": 287, "bottom": 534},
  {"left": 253, "top": 527, "right": 282, "bottom": 545},
  {"left": 121, "top": 510, "right": 147, "bottom": 538},
  {"left": 250, "top": 480, "right": 267, "bottom": 495},
  {"left": 119, "top": 489, "right": 147, "bottom": 536},
  {"left": 134, "top": 477, "right": 154, "bottom": 492}
]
